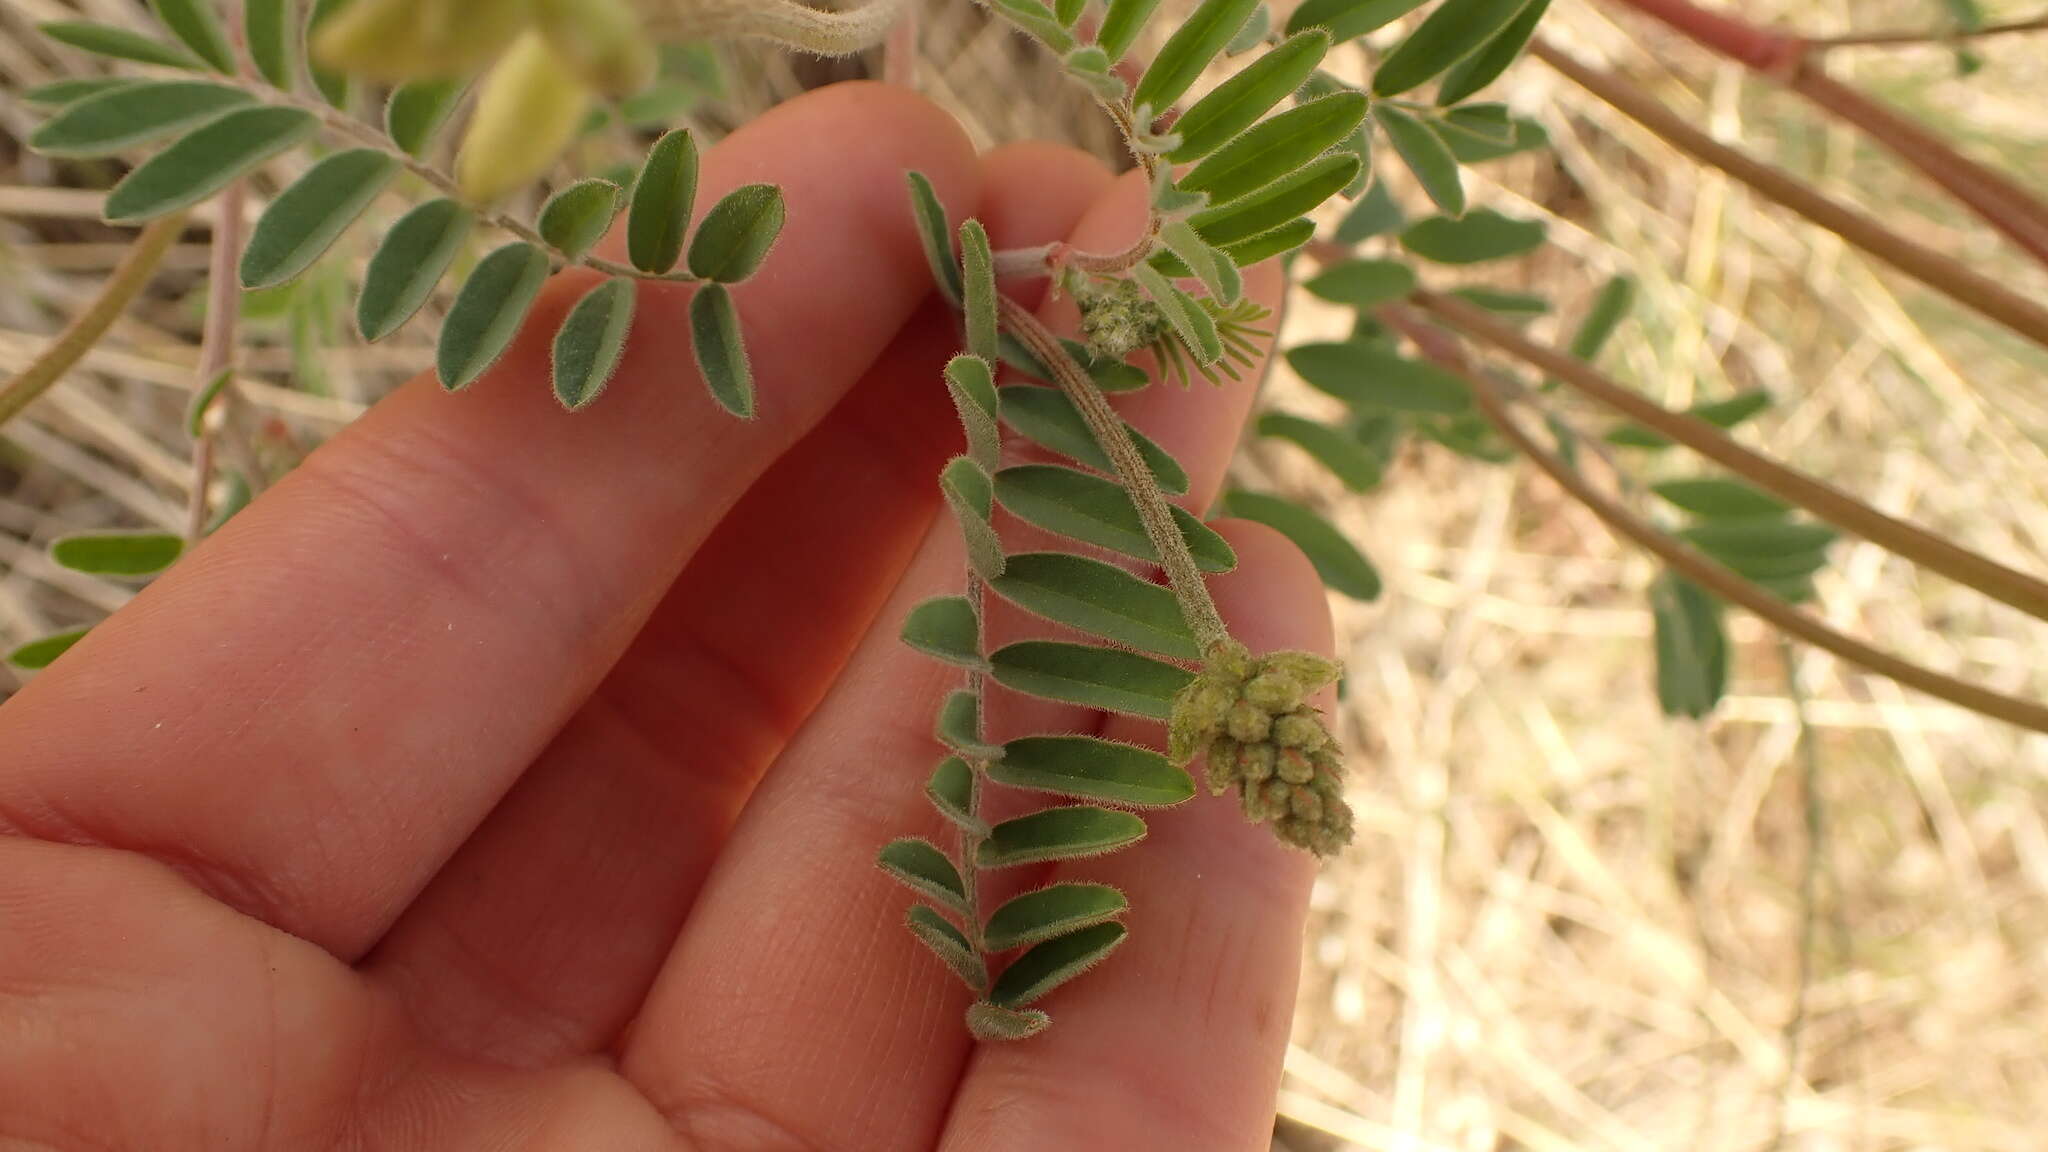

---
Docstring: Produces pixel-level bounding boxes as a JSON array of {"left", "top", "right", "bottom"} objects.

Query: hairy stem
[
  {"left": 1597, "top": 0, "right": 2048, "bottom": 267},
  {"left": 1413, "top": 289, "right": 2048, "bottom": 626},
  {"left": 1529, "top": 39, "right": 2048, "bottom": 350},
  {"left": 186, "top": 181, "right": 246, "bottom": 542},
  {"left": 960, "top": 576, "right": 992, "bottom": 992},
  {"left": 1442, "top": 341, "right": 2048, "bottom": 734},
  {"left": 0, "top": 213, "right": 187, "bottom": 430},
  {"left": 997, "top": 294, "right": 1230, "bottom": 652}
]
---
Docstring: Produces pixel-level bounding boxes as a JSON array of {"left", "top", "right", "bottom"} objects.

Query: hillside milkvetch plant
[{"left": 10, "top": 0, "right": 2048, "bottom": 1044}]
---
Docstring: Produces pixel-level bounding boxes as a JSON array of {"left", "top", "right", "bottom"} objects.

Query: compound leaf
[
  {"left": 30, "top": 81, "right": 251, "bottom": 157},
  {"left": 104, "top": 106, "right": 318, "bottom": 224},
  {"left": 1168, "top": 30, "right": 1331, "bottom": 162},
  {"left": 1179, "top": 91, "right": 1369, "bottom": 207},
  {"left": 1134, "top": 0, "right": 1262, "bottom": 112}
]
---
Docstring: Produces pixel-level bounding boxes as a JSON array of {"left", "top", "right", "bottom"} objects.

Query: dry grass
[{"left": 4, "top": 1, "right": 2048, "bottom": 1148}]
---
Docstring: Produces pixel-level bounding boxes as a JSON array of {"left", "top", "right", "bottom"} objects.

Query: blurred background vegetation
[{"left": 3, "top": 0, "right": 2046, "bottom": 1147}]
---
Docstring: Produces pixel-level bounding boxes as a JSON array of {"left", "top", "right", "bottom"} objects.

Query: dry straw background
[{"left": 4, "top": 1, "right": 2047, "bottom": 1148}]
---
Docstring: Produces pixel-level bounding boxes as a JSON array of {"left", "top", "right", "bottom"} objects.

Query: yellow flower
[{"left": 315, "top": 0, "right": 657, "bottom": 204}]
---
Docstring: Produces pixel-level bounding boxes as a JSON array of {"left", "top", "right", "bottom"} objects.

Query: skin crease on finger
[{"left": 0, "top": 90, "right": 1330, "bottom": 1152}]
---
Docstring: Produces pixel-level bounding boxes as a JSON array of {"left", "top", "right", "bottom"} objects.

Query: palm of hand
[{"left": 0, "top": 84, "right": 1329, "bottom": 1152}]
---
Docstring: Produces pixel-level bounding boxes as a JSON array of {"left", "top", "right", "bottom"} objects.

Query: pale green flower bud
[
  {"left": 1226, "top": 698, "right": 1271, "bottom": 742},
  {"left": 1272, "top": 711, "right": 1327, "bottom": 751}
]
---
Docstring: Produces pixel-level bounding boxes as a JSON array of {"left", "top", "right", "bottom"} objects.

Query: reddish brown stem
[
  {"left": 1531, "top": 40, "right": 2048, "bottom": 350},
  {"left": 1598, "top": 0, "right": 2048, "bottom": 269}
]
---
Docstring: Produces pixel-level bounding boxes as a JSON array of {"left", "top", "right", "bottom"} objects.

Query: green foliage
[
  {"left": 385, "top": 80, "right": 464, "bottom": 158},
  {"left": 926, "top": 757, "right": 982, "bottom": 831},
  {"left": 358, "top": 199, "right": 472, "bottom": 342},
  {"left": 50, "top": 532, "right": 185, "bottom": 577},
  {"left": 104, "top": 106, "right": 318, "bottom": 223},
  {"left": 436, "top": 242, "right": 549, "bottom": 391},
  {"left": 244, "top": 0, "right": 295, "bottom": 88},
  {"left": 537, "top": 180, "right": 624, "bottom": 262},
  {"left": 995, "top": 464, "right": 1235, "bottom": 571},
  {"left": 40, "top": 21, "right": 201, "bottom": 69},
  {"left": 1180, "top": 91, "right": 1370, "bottom": 206},
  {"left": 878, "top": 838, "right": 969, "bottom": 910},
  {"left": 959, "top": 221, "right": 999, "bottom": 364},
  {"left": 990, "top": 736, "right": 1196, "bottom": 807},
  {"left": 690, "top": 284, "right": 756, "bottom": 418},
  {"left": 999, "top": 386, "right": 1190, "bottom": 494},
  {"left": 1305, "top": 258, "right": 1417, "bottom": 308},
  {"left": 241, "top": 150, "right": 400, "bottom": 290},
  {"left": 1222, "top": 490, "right": 1383, "bottom": 600},
  {"left": 901, "top": 596, "right": 985, "bottom": 669},
  {"left": 1607, "top": 390, "right": 1774, "bottom": 448},
  {"left": 1287, "top": 0, "right": 1425, "bottom": 43},
  {"left": 978, "top": 806, "right": 1149, "bottom": 867},
  {"left": 149, "top": 0, "right": 234, "bottom": 72},
  {"left": 7, "top": 628, "right": 90, "bottom": 671},
  {"left": 24, "top": 78, "right": 142, "bottom": 109},
  {"left": 945, "top": 356, "right": 1003, "bottom": 472},
  {"left": 1287, "top": 342, "right": 1471, "bottom": 412},
  {"left": 1376, "top": 105, "right": 1465, "bottom": 216},
  {"left": 942, "top": 456, "right": 1008, "bottom": 581},
  {"left": 988, "top": 0, "right": 1076, "bottom": 51},
  {"left": 1134, "top": 0, "right": 1262, "bottom": 112},
  {"left": 552, "top": 278, "right": 638, "bottom": 410},
  {"left": 1652, "top": 574, "right": 1728, "bottom": 717},
  {"left": 906, "top": 905, "right": 988, "bottom": 988},
  {"left": 906, "top": 171, "right": 961, "bottom": 303},
  {"left": 988, "top": 641, "right": 1193, "bottom": 719},
  {"left": 1435, "top": 0, "right": 1551, "bottom": 104},
  {"left": 1098, "top": 0, "right": 1166, "bottom": 60},
  {"left": 689, "top": 185, "right": 786, "bottom": 282},
  {"left": 990, "top": 552, "right": 1201, "bottom": 659},
  {"left": 1189, "top": 152, "right": 1361, "bottom": 246},
  {"left": 1401, "top": 208, "right": 1547, "bottom": 263},
  {"left": 1169, "top": 30, "right": 1331, "bottom": 162},
  {"left": 937, "top": 690, "right": 1005, "bottom": 760},
  {"left": 984, "top": 884, "right": 1128, "bottom": 951},
  {"left": 1374, "top": 0, "right": 1542, "bottom": 96},
  {"left": 628, "top": 128, "right": 699, "bottom": 275},
  {"left": 1257, "top": 412, "right": 1387, "bottom": 491},
  {"left": 29, "top": 81, "right": 251, "bottom": 157},
  {"left": 989, "top": 922, "right": 1127, "bottom": 1008}
]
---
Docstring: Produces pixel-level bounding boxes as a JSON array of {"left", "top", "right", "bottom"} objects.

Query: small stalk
[
  {"left": 0, "top": 213, "right": 187, "bottom": 430},
  {"left": 186, "top": 181, "right": 246, "bottom": 542},
  {"left": 997, "top": 294, "right": 1230, "bottom": 653},
  {"left": 1414, "top": 288, "right": 2048, "bottom": 626}
]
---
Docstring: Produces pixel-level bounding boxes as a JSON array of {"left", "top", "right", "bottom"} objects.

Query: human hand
[{"left": 0, "top": 83, "right": 1334, "bottom": 1151}]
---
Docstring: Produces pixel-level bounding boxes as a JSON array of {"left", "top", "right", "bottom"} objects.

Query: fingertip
[{"left": 1206, "top": 518, "right": 1338, "bottom": 664}]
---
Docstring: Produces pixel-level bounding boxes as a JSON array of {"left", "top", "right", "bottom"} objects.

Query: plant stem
[
  {"left": 1529, "top": 39, "right": 2048, "bottom": 350},
  {"left": 1413, "top": 289, "right": 2048, "bottom": 626},
  {"left": 0, "top": 212, "right": 187, "bottom": 430},
  {"left": 1442, "top": 338, "right": 2048, "bottom": 734},
  {"left": 1802, "top": 13, "right": 2048, "bottom": 50},
  {"left": 997, "top": 294, "right": 1230, "bottom": 653},
  {"left": 1596, "top": 0, "right": 2048, "bottom": 268},
  {"left": 960, "top": 574, "right": 992, "bottom": 993},
  {"left": 185, "top": 181, "right": 246, "bottom": 542}
]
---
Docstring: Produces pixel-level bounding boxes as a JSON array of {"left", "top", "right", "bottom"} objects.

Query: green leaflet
[
  {"left": 50, "top": 532, "right": 184, "bottom": 577},
  {"left": 997, "top": 386, "right": 1189, "bottom": 495},
  {"left": 990, "top": 921, "right": 1128, "bottom": 1008},
  {"left": 537, "top": 179, "right": 623, "bottom": 261},
  {"left": 1188, "top": 152, "right": 1360, "bottom": 246},
  {"left": 1451, "top": 287, "right": 1548, "bottom": 317},
  {"left": 1001, "top": 336, "right": 1151, "bottom": 393},
  {"left": 1168, "top": 30, "right": 1331, "bottom": 162},
  {"left": 1680, "top": 520, "right": 1837, "bottom": 560},
  {"left": 1285, "top": 0, "right": 1425, "bottom": 43},
  {"left": 1304, "top": 257, "right": 1417, "bottom": 309},
  {"left": 941, "top": 456, "right": 1007, "bottom": 581},
  {"left": 690, "top": 283, "right": 755, "bottom": 418},
  {"left": 7, "top": 627, "right": 90, "bottom": 671},
  {"left": 1157, "top": 219, "right": 1241, "bottom": 307},
  {"left": 988, "top": 0, "right": 1075, "bottom": 50},
  {"left": 1442, "top": 115, "right": 1548, "bottom": 163},
  {"left": 1257, "top": 412, "right": 1385, "bottom": 491},
  {"left": 241, "top": 149, "right": 400, "bottom": 290},
  {"left": 906, "top": 905, "right": 987, "bottom": 989},
  {"left": 436, "top": 241, "right": 550, "bottom": 391},
  {"left": 358, "top": 198, "right": 473, "bottom": 342},
  {"left": 628, "top": 128, "right": 699, "bottom": 275},
  {"left": 946, "top": 355, "right": 1002, "bottom": 473},
  {"left": 1131, "top": 263, "right": 1222, "bottom": 365},
  {"left": 305, "top": 0, "right": 351, "bottom": 108},
  {"left": 1606, "top": 390, "right": 1772, "bottom": 449},
  {"left": 967, "top": 1001, "right": 1051, "bottom": 1041},
  {"left": 1226, "top": 3, "right": 1272, "bottom": 53},
  {"left": 1376, "top": 105, "right": 1464, "bottom": 217},
  {"left": 926, "top": 757, "right": 983, "bottom": 832},
  {"left": 1336, "top": 178, "right": 1406, "bottom": 242},
  {"left": 1438, "top": 102, "right": 1516, "bottom": 143},
  {"left": 1569, "top": 275, "right": 1636, "bottom": 361},
  {"left": 906, "top": 170, "right": 961, "bottom": 303},
  {"left": 1061, "top": 45, "right": 1126, "bottom": 101},
  {"left": 1221, "top": 489, "right": 1382, "bottom": 601},
  {"left": 1055, "top": 0, "right": 1087, "bottom": 26},
  {"left": 978, "top": 805, "right": 1149, "bottom": 867},
  {"left": 1097, "top": 0, "right": 1165, "bottom": 60},
  {"left": 988, "top": 641, "right": 1193, "bottom": 719},
  {"left": 1401, "top": 208, "right": 1546, "bottom": 263},
  {"left": 1133, "top": 0, "right": 1262, "bottom": 113},
  {"left": 149, "top": 0, "right": 234, "bottom": 71},
  {"left": 245, "top": 0, "right": 295, "bottom": 89},
  {"left": 1285, "top": 342, "right": 1471, "bottom": 412},
  {"left": 902, "top": 596, "right": 984, "bottom": 669},
  {"left": 993, "top": 464, "right": 1236, "bottom": 572},
  {"left": 1652, "top": 478, "right": 1791, "bottom": 520},
  {"left": 984, "top": 884, "right": 1128, "bottom": 952},
  {"left": 104, "top": 106, "right": 319, "bottom": 224},
  {"left": 1213, "top": 217, "right": 1315, "bottom": 268},
  {"left": 1651, "top": 574, "right": 1727, "bottom": 718},
  {"left": 937, "top": 690, "right": 1005, "bottom": 760},
  {"left": 552, "top": 278, "right": 637, "bottom": 410},
  {"left": 24, "top": 78, "right": 140, "bottom": 108},
  {"left": 386, "top": 80, "right": 465, "bottom": 158},
  {"left": 990, "top": 735, "right": 1195, "bottom": 807},
  {"left": 878, "top": 838, "right": 968, "bottom": 910},
  {"left": 1179, "top": 91, "right": 1370, "bottom": 207},
  {"left": 960, "top": 220, "right": 998, "bottom": 363},
  {"left": 40, "top": 21, "right": 200, "bottom": 69},
  {"left": 1436, "top": 0, "right": 1552, "bottom": 105},
  {"left": 989, "top": 551, "right": 1199, "bottom": 660},
  {"left": 1373, "top": 0, "right": 1541, "bottom": 97},
  {"left": 689, "top": 184, "right": 785, "bottom": 282},
  {"left": 30, "top": 81, "right": 252, "bottom": 157}
]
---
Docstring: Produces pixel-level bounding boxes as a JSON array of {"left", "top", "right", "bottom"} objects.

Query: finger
[
  {"left": 618, "top": 168, "right": 1290, "bottom": 1148},
  {"left": 940, "top": 522, "right": 1331, "bottom": 1151},
  {"left": 360, "top": 146, "right": 1114, "bottom": 1064},
  {"left": 0, "top": 82, "right": 980, "bottom": 959}
]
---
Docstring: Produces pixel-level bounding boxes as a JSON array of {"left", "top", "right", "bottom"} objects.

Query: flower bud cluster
[
  {"left": 1168, "top": 641, "right": 1355, "bottom": 856},
  {"left": 1077, "top": 278, "right": 1166, "bottom": 360}
]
